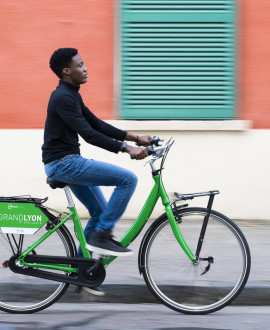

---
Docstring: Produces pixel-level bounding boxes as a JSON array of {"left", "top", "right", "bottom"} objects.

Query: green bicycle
[{"left": 0, "top": 137, "right": 250, "bottom": 314}]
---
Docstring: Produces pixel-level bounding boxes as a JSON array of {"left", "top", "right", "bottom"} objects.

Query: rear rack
[{"left": 0, "top": 196, "right": 48, "bottom": 204}]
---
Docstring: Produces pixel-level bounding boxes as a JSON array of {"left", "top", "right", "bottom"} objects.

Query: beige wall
[{"left": 0, "top": 122, "right": 269, "bottom": 220}]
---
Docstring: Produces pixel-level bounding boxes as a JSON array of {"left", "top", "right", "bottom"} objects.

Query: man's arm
[
  {"left": 82, "top": 104, "right": 127, "bottom": 141},
  {"left": 82, "top": 105, "right": 152, "bottom": 150},
  {"left": 78, "top": 99, "right": 151, "bottom": 159},
  {"left": 55, "top": 94, "right": 123, "bottom": 153},
  {"left": 125, "top": 132, "right": 152, "bottom": 147}
]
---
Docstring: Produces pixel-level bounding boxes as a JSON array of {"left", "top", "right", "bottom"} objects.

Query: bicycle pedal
[{"left": 99, "top": 254, "right": 110, "bottom": 259}]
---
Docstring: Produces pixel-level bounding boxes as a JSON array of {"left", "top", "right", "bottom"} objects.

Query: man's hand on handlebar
[
  {"left": 125, "top": 133, "right": 152, "bottom": 147},
  {"left": 136, "top": 135, "right": 152, "bottom": 147},
  {"left": 126, "top": 145, "right": 148, "bottom": 160},
  {"left": 123, "top": 133, "right": 164, "bottom": 159}
]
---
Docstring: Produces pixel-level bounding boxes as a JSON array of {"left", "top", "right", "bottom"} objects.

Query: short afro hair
[{"left": 49, "top": 48, "right": 78, "bottom": 78}]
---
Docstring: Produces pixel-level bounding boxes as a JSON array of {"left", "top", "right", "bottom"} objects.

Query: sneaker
[
  {"left": 108, "top": 234, "right": 125, "bottom": 248},
  {"left": 74, "top": 285, "right": 105, "bottom": 296},
  {"left": 86, "top": 231, "right": 133, "bottom": 257}
]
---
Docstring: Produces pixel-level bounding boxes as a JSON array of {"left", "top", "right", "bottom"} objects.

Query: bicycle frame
[
  {"left": 17, "top": 173, "right": 196, "bottom": 273},
  {"left": 102, "top": 173, "right": 195, "bottom": 266}
]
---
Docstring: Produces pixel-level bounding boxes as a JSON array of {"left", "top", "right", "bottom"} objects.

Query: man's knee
[
  {"left": 131, "top": 172, "right": 138, "bottom": 187},
  {"left": 125, "top": 171, "right": 138, "bottom": 188}
]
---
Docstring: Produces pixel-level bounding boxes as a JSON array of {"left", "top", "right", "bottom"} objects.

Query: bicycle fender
[{"left": 60, "top": 224, "right": 77, "bottom": 258}]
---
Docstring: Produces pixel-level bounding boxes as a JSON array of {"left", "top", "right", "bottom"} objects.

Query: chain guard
[{"left": 8, "top": 255, "right": 106, "bottom": 288}]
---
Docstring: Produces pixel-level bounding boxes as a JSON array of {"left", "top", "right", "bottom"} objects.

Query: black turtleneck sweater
[{"left": 42, "top": 80, "right": 127, "bottom": 164}]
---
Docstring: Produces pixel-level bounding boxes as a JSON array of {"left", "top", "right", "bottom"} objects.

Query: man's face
[{"left": 65, "top": 54, "right": 88, "bottom": 85}]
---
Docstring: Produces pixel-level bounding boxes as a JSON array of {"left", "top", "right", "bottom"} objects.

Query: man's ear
[{"left": 62, "top": 67, "right": 70, "bottom": 76}]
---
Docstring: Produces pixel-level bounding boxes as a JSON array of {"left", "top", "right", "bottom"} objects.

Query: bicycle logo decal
[{"left": 8, "top": 204, "right": 18, "bottom": 210}]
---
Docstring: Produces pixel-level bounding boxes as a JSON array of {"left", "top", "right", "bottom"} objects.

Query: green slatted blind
[{"left": 121, "top": 0, "right": 235, "bottom": 119}]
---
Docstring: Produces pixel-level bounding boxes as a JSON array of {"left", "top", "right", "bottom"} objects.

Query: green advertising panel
[{"left": 0, "top": 202, "right": 48, "bottom": 234}]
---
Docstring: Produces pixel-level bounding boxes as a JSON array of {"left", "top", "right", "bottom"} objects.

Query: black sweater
[{"left": 42, "top": 80, "right": 127, "bottom": 164}]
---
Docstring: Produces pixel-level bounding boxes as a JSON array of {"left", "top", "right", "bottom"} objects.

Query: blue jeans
[{"left": 44, "top": 154, "right": 138, "bottom": 257}]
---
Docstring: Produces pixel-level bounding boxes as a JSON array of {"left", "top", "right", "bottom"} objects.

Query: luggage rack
[{"left": 0, "top": 196, "right": 48, "bottom": 204}]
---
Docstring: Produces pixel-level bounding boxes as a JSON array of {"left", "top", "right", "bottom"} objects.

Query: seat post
[{"left": 63, "top": 186, "right": 75, "bottom": 208}]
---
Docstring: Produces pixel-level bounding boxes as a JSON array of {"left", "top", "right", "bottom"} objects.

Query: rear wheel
[
  {"left": 140, "top": 207, "right": 251, "bottom": 314},
  {"left": 0, "top": 225, "right": 75, "bottom": 313}
]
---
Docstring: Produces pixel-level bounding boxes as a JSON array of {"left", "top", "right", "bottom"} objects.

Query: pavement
[{"left": 1, "top": 219, "right": 270, "bottom": 306}]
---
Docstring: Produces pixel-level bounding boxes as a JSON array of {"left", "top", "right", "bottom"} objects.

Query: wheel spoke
[
  {"left": 0, "top": 233, "right": 15, "bottom": 254},
  {"left": 6, "top": 234, "right": 16, "bottom": 256}
]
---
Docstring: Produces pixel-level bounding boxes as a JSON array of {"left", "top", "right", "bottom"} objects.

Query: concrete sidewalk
[{"left": 2, "top": 219, "right": 270, "bottom": 305}]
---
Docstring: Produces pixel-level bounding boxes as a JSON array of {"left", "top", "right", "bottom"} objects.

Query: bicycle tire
[
  {"left": 140, "top": 207, "right": 251, "bottom": 314},
  {"left": 0, "top": 224, "right": 75, "bottom": 313}
]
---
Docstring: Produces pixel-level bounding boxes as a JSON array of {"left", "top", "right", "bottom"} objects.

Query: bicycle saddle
[{"left": 46, "top": 177, "right": 67, "bottom": 189}]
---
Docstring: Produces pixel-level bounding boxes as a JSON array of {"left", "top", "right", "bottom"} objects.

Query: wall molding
[{"left": 106, "top": 120, "right": 252, "bottom": 131}]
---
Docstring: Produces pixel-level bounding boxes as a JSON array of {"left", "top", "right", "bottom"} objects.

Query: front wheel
[{"left": 140, "top": 207, "right": 251, "bottom": 314}]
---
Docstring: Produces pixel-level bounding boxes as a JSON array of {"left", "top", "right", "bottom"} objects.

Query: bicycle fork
[
  {"left": 166, "top": 202, "right": 215, "bottom": 275},
  {"left": 167, "top": 190, "right": 219, "bottom": 274},
  {"left": 158, "top": 172, "right": 219, "bottom": 267},
  {"left": 165, "top": 204, "right": 196, "bottom": 262},
  {"left": 154, "top": 175, "right": 196, "bottom": 263}
]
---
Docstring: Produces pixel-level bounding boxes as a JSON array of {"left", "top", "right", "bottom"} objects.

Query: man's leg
[
  {"left": 50, "top": 155, "right": 138, "bottom": 256},
  {"left": 68, "top": 185, "right": 107, "bottom": 258},
  {"left": 83, "top": 161, "right": 138, "bottom": 256}
]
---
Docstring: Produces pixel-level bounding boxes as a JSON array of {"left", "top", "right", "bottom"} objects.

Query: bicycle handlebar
[
  {"left": 148, "top": 136, "right": 160, "bottom": 146},
  {"left": 130, "top": 136, "right": 165, "bottom": 159}
]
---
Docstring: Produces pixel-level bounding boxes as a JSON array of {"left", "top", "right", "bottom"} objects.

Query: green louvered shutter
[{"left": 121, "top": 0, "right": 235, "bottom": 119}]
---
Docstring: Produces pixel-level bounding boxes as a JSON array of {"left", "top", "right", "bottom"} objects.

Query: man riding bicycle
[{"left": 42, "top": 48, "right": 151, "bottom": 293}]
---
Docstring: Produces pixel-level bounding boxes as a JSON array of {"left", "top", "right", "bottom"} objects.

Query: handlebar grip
[
  {"left": 149, "top": 136, "right": 160, "bottom": 146},
  {"left": 130, "top": 146, "right": 155, "bottom": 160},
  {"left": 146, "top": 146, "right": 155, "bottom": 155}
]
